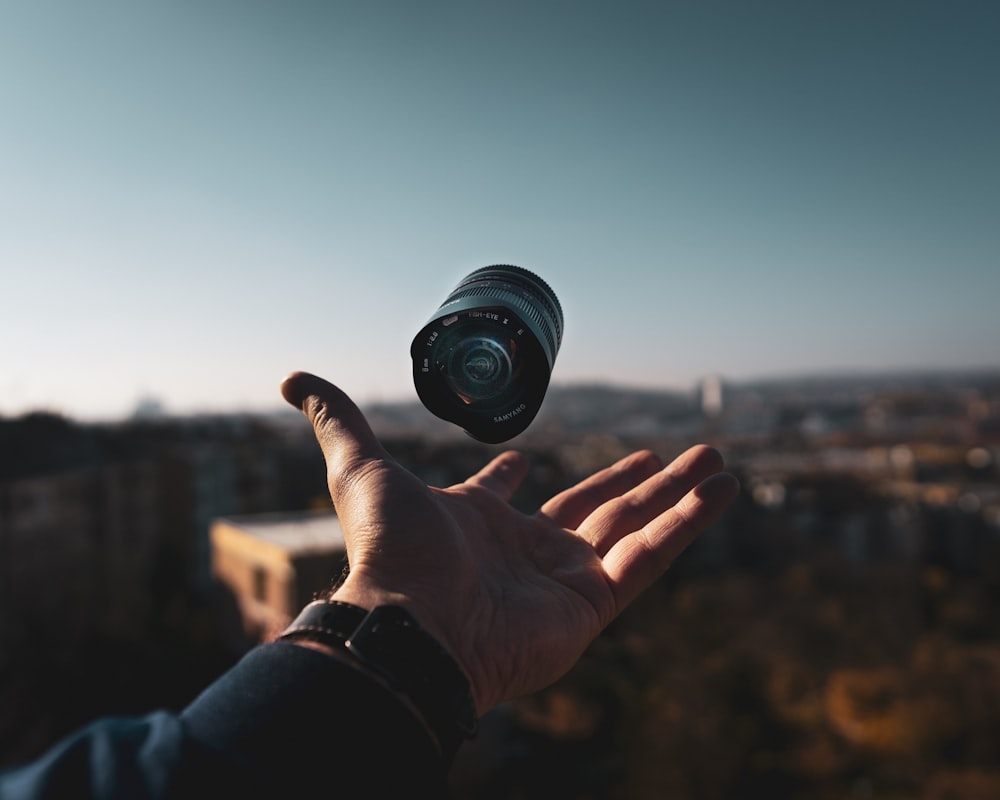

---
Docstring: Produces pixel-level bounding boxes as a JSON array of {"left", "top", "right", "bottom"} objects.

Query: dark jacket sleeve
[{"left": 0, "top": 642, "right": 448, "bottom": 799}]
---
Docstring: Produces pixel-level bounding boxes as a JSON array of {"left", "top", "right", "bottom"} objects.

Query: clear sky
[{"left": 2, "top": 1, "right": 998, "bottom": 420}]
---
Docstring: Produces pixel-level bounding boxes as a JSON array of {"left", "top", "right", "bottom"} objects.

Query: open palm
[{"left": 281, "top": 371, "right": 739, "bottom": 714}]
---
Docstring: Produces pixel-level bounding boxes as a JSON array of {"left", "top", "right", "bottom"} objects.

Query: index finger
[{"left": 464, "top": 451, "right": 530, "bottom": 501}]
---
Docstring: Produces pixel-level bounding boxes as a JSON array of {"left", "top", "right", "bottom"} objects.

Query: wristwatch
[{"left": 280, "top": 601, "right": 478, "bottom": 756}]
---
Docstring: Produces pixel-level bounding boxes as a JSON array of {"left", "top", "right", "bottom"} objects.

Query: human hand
[{"left": 280, "top": 371, "right": 739, "bottom": 715}]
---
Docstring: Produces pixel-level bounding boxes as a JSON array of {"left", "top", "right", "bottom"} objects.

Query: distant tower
[
  {"left": 700, "top": 375, "right": 724, "bottom": 418},
  {"left": 131, "top": 395, "right": 166, "bottom": 420}
]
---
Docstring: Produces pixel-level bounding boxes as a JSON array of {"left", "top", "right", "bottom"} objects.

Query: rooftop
[{"left": 216, "top": 510, "right": 345, "bottom": 554}]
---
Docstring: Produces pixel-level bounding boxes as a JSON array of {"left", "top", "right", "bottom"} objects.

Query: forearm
[
  {"left": 181, "top": 641, "right": 449, "bottom": 796},
  {"left": 0, "top": 643, "right": 448, "bottom": 799}
]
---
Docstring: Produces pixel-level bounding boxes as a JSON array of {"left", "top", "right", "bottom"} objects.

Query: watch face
[
  {"left": 346, "top": 605, "right": 431, "bottom": 687},
  {"left": 346, "top": 605, "right": 478, "bottom": 739}
]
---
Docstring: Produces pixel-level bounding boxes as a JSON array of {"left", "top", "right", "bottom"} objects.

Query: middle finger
[
  {"left": 577, "top": 444, "right": 725, "bottom": 556},
  {"left": 537, "top": 449, "right": 663, "bottom": 529}
]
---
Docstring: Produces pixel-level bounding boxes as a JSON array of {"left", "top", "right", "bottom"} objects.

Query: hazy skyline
[{"left": 2, "top": 1, "right": 998, "bottom": 420}]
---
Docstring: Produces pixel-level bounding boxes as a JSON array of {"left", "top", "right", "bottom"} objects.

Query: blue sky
[{"left": 2, "top": 1, "right": 998, "bottom": 420}]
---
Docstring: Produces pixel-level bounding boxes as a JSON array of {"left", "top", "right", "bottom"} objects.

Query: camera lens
[
  {"left": 446, "top": 336, "right": 513, "bottom": 401},
  {"left": 411, "top": 265, "right": 563, "bottom": 443}
]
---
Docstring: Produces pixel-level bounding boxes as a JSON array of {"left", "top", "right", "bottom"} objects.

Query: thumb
[{"left": 280, "top": 371, "right": 389, "bottom": 496}]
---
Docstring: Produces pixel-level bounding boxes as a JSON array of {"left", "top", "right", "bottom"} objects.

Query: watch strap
[
  {"left": 280, "top": 600, "right": 368, "bottom": 650},
  {"left": 346, "top": 605, "right": 479, "bottom": 755},
  {"left": 278, "top": 600, "right": 478, "bottom": 758}
]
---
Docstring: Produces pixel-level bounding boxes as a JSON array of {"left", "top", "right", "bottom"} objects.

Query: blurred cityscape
[{"left": 2, "top": 369, "right": 1000, "bottom": 799}]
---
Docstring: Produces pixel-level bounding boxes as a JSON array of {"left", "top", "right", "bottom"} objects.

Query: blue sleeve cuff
[
  {"left": 0, "top": 643, "right": 448, "bottom": 799},
  {"left": 180, "top": 642, "right": 447, "bottom": 795}
]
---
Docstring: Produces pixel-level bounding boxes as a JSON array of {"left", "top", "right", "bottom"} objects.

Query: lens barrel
[{"left": 411, "top": 265, "right": 563, "bottom": 443}]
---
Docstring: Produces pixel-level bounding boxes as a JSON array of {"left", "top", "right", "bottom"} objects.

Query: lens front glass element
[{"left": 445, "top": 335, "right": 514, "bottom": 402}]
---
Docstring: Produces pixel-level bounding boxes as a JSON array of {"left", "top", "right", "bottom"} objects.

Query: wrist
[
  {"left": 328, "top": 578, "right": 469, "bottom": 695},
  {"left": 278, "top": 599, "right": 478, "bottom": 760}
]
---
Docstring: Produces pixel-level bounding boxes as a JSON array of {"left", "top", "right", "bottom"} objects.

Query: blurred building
[
  {"left": 210, "top": 511, "right": 347, "bottom": 643},
  {"left": 0, "top": 460, "right": 161, "bottom": 642}
]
